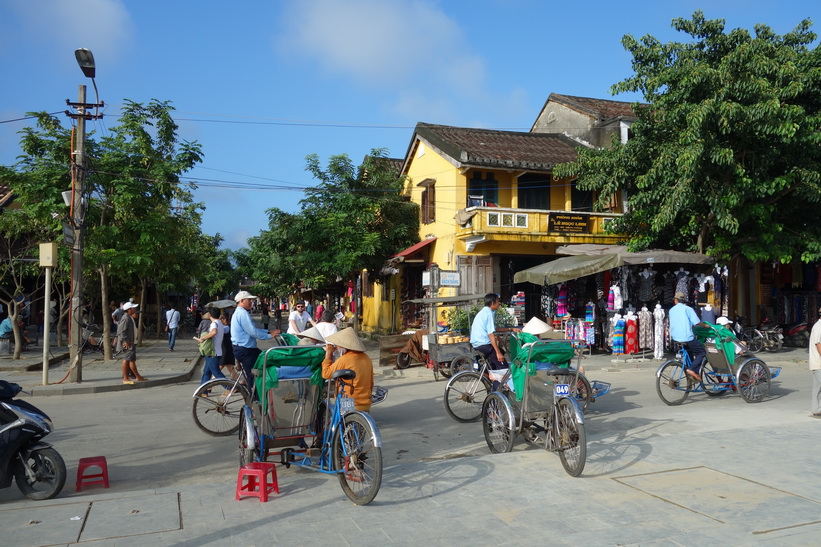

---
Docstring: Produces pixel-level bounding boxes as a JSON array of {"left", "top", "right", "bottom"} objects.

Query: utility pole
[{"left": 65, "top": 49, "right": 102, "bottom": 383}]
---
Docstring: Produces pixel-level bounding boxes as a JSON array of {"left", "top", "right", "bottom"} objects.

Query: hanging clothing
[
  {"left": 625, "top": 316, "right": 638, "bottom": 354},
  {"left": 557, "top": 284, "right": 568, "bottom": 317},
  {"left": 608, "top": 287, "right": 615, "bottom": 311},
  {"left": 701, "top": 306, "right": 716, "bottom": 324},
  {"left": 612, "top": 286, "right": 623, "bottom": 311},
  {"left": 585, "top": 303, "right": 595, "bottom": 323},
  {"left": 675, "top": 272, "right": 689, "bottom": 295},
  {"left": 612, "top": 318, "right": 625, "bottom": 356},
  {"left": 638, "top": 308, "right": 653, "bottom": 349},
  {"left": 653, "top": 307, "right": 666, "bottom": 359}
]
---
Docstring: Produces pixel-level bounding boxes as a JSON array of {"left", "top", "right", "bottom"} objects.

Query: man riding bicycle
[
  {"left": 670, "top": 291, "right": 708, "bottom": 382},
  {"left": 470, "top": 293, "right": 519, "bottom": 370}
]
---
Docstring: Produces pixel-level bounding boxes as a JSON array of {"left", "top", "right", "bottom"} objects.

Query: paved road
[{"left": 1, "top": 337, "right": 820, "bottom": 545}]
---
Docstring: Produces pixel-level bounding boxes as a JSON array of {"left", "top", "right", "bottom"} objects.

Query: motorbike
[
  {"left": 0, "top": 380, "right": 66, "bottom": 500},
  {"left": 731, "top": 316, "right": 764, "bottom": 353},
  {"left": 756, "top": 318, "right": 784, "bottom": 353},
  {"left": 760, "top": 316, "right": 809, "bottom": 348}
]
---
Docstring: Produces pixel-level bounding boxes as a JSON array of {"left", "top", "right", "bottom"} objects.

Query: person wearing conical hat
[
  {"left": 521, "top": 316, "right": 552, "bottom": 337},
  {"left": 296, "top": 325, "right": 325, "bottom": 346},
  {"left": 323, "top": 328, "right": 374, "bottom": 412}
]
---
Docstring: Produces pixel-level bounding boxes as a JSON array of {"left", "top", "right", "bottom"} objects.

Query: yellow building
[{"left": 361, "top": 122, "right": 624, "bottom": 334}]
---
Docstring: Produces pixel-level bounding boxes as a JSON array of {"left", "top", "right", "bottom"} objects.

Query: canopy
[
  {"left": 515, "top": 245, "right": 714, "bottom": 286},
  {"left": 513, "top": 254, "right": 623, "bottom": 286},
  {"left": 205, "top": 299, "right": 237, "bottom": 309}
]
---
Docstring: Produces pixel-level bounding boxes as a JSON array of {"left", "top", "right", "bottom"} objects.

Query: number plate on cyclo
[
  {"left": 337, "top": 397, "right": 355, "bottom": 414},
  {"left": 554, "top": 384, "right": 570, "bottom": 396}
]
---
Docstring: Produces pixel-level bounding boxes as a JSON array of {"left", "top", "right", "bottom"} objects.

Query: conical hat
[
  {"left": 522, "top": 316, "right": 552, "bottom": 336},
  {"left": 325, "top": 327, "right": 366, "bottom": 352},
  {"left": 296, "top": 326, "right": 325, "bottom": 343}
]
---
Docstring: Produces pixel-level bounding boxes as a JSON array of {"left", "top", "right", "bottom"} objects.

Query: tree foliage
[
  {"left": 247, "top": 149, "right": 419, "bottom": 291},
  {"left": 555, "top": 11, "right": 821, "bottom": 262}
]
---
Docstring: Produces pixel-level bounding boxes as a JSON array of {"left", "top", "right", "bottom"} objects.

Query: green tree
[{"left": 556, "top": 12, "right": 821, "bottom": 262}]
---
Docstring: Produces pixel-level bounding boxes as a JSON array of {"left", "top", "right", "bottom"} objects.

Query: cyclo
[
  {"left": 480, "top": 337, "right": 588, "bottom": 477},
  {"left": 656, "top": 322, "right": 781, "bottom": 405},
  {"left": 238, "top": 342, "right": 383, "bottom": 505}
]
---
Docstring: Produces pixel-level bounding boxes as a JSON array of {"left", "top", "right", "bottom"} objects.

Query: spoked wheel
[
  {"left": 444, "top": 371, "right": 492, "bottom": 422},
  {"left": 13, "top": 447, "right": 66, "bottom": 500},
  {"left": 742, "top": 329, "right": 764, "bottom": 353},
  {"left": 238, "top": 410, "right": 258, "bottom": 467},
  {"left": 192, "top": 379, "right": 249, "bottom": 436},
  {"left": 566, "top": 373, "right": 592, "bottom": 412},
  {"left": 482, "top": 393, "right": 516, "bottom": 453},
  {"left": 333, "top": 412, "right": 382, "bottom": 505},
  {"left": 737, "top": 359, "right": 771, "bottom": 403},
  {"left": 555, "top": 398, "right": 586, "bottom": 477},
  {"left": 655, "top": 360, "right": 692, "bottom": 406},
  {"left": 701, "top": 363, "right": 730, "bottom": 397},
  {"left": 439, "top": 362, "right": 452, "bottom": 379},
  {"left": 450, "top": 355, "right": 474, "bottom": 376},
  {"left": 396, "top": 351, "right": 411, "bottom": 369}
]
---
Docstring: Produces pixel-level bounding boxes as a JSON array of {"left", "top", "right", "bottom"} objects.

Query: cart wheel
[
  {"left": 737, "top": 358, "right": 771, "bottom": 403},
  {"left": 556, "top": 398, "right": 586, "bottom": 477},
  {"left": 396, "top": 351, "right": 411, "bottom": 369},
  {"left": 450, "top": 355, "right": 474, "bottom": 376},
  {"left": 333, "top": 412, "right": 383, "bottom": 505},
  {"left": 440, "top": 362, "right": 452, "bottom": 379},
  {"left": 444, "top": 371, "right": 492, "bottom": 422},
  {"left": 431, "top": 359, "right": 440, "bottom": 382},
  {"left": 701, "top": 362, "right": 730, "bottom": 397},
  {"left": 482, "top": 393, "right": 516, "bottom": 453},
  {"left": 655, "top": 360, "right": 691, "bottom": 406}
]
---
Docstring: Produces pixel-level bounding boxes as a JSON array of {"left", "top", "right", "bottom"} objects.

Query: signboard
[
  {"left": 548, "top": 213, "right": 590, "bottom": 234},
  {"left": 423, "top": 270, "right": 461, "bottom": 287}
]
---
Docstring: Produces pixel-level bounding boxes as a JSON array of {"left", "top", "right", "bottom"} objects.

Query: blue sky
[{"left": 1, "top": 0, "right": 817, "bottom": 250}]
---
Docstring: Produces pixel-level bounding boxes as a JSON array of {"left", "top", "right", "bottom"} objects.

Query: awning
[
  {"left": 403, "top": 294, "right": 485, "bottom": 305},
  {"left": 392, "top": 237, "right": 436, "bottom": 259},
  {"left": 515, "top": 245, "right": 714, "bottom": 286},
  {"left": 514, "top": 254, "right": 623, "bottom": 286}
]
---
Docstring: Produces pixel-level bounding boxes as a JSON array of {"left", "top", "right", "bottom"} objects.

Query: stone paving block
[
  {"left": 80, "top": 492, "right": 180, "bottom": 542},
  {"left": 0, "top": 502, "right": 88, "bottom": 546}
]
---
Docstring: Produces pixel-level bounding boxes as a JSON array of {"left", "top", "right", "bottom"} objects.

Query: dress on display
[
  {"left": 638, "top": 308, "right": 653, "bottom": 349},
  {"left": 653, "top": 306, "right": 666, "bottom": 359},
  {"left": 612, "top": 316, "right": 625, "bottom": 356},
  {"left": 625, "top": 316, "right": 638, "bottom": 354}
]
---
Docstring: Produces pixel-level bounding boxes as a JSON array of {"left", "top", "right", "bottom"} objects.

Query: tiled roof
[
  {"left": 0, "top": 182, "right": 15, "bottom": 210},
  {"left": 548, "top": 93, "right": 638, "bottom": 121},
  {"left": 411, "top": 123, "right": 584, "bottom": 172}
]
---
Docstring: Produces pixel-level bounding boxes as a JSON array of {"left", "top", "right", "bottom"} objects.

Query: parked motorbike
[
  {"left": 757, "top": 318, "right": 784, "bottom": 353},
  {"left": 731, "top": 316, "right": 764, "bottom": 353},
  {"left": 0, "top": 380, "right": 66, "bottom": 500},
  {"left": 759, "top": 316, "right": 809, "bottom": 348}
]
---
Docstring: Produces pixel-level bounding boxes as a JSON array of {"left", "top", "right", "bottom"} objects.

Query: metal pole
[
  {"left": 42, "top": 265, "right": 52, "bottom": 385},
  {"left": 68, "top": 84, "right": 86, "bottom": 382}
]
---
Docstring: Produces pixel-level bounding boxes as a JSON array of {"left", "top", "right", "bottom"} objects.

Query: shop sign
[
  {"left": 548, "top": 213, "right": 590, "bottom": 233},
  {"left": 422, "top": 270, "right": 461, "bottom": 287}
]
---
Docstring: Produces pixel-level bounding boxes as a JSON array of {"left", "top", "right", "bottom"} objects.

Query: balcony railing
[{"left": 455, "top": 206, "right": 621, "bottom": 242}]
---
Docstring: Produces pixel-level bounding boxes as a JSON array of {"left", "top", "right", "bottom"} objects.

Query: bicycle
[{"left": 191, "top": 363, "right": 251, "bottom": 436}]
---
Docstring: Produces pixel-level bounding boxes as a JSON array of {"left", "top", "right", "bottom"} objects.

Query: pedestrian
[
  {"left": 219, "top": 311, "right": 237, "bottom": 380},
  {"left": 809, "top": 307, "right": 821, "bottom": 418},
  {"left": 165, "top": 303, "right": 181, "bottom": 351},
  {"left": 260, "top": 300, "right": 270, "bottom": 330},
  {"left": 315, "top": 309, "right": 338, "bottom": 340},
  {"left": 197, "top": 307, "right": 225, "bottom": 385},
  {"left": 117, "top": 302, "right": 147, "bottom": 384},
  {"left": 231, "top": 291, "right": 280, "bottom": 395},
  {"left": 322, "top": 328, "right": 374, "bottom": 412},
  {"left": 306, "top": 300, "right": 314, "bottom": 320},
  {"left": 287, "top": 301, "right": 315, "bottom": 335},
  {"left": 196, "top": 310, "right": 212, "bottom": 338}
]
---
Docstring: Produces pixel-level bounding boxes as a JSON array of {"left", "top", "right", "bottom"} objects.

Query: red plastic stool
[
  {"left": 236, "top": 462, "right": 279, "bottom": 502},
  {"left": 76, "top": 456, "right": 109, "bottom": 492}
]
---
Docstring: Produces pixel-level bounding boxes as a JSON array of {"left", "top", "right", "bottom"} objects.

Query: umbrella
[{"left": 205, "top": 299, "right": 237, "bottom": 309}]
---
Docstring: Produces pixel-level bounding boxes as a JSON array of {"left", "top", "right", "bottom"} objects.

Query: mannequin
[
  {"left": 624, "top": 310, "right": 638, "bottom": 354},
  {"left": 612, "top": 313, "right": 625, "bottom": 356},
  {"left": 701, "top": 303, "right": 716, "bottom": 324},
  {"left": 653, "top": 303, "right": 665, "bottom": 359},
  {"left": 638, "top": 305, "right": 653, "bottom": 349}
]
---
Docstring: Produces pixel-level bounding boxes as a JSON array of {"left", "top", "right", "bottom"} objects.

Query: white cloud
[
  {"left": 276, "top": 0, "right": 503, "bottom": 121},
  {"left": 5, "top": 0, "right": 133, "bottom": 65}
]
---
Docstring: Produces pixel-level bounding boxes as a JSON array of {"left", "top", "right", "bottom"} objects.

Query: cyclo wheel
[
  {"left": 192, "top": 379, "right": 249, "bottom": 436},
  {"left": 450, "top": 355, "right": 474, "bottom": 376},
  {"left": 13, "top": 447, "right": 66, "bottom": 500},
  {"left": 333, "top": 412, "right": 383, "bottom": 505},
  {"left": 556, "top": 398, "right": 586, "bottom": 477},
  {"left": 444, "top": 371, "right": 492, "bottom": 422},
  {"left": 655, "top": 360, "right": 691, "bottom": 406},
  {"left": 737, "top": 358, "right": 771, "bottom": 403},
  {"left": 701, "top": 362, "right": 729, "bottom": 397},
  {"left": 567, "top": 373, "right": 592, "bottom": 412},
  {"left": 482, "top": 393, "right": 516, "bottom": 453},
  {"left": 238, "top": 409, "right": 259, "bottom": 467}
]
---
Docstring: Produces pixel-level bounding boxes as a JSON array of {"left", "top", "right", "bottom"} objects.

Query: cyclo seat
[{"left": 331, "top": 369, "right": 356, "bottom": 381}]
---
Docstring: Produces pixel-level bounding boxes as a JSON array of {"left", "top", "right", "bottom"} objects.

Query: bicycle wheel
[
  {"left": 743, "top": 329, "right": 764, "bottom": 353},
  {"left": 396, "top": 351, "right": 411, "bottom": 369},
  {"left": 13, "top": 447, "right": 66, "bottom": 500},
  {"left": 482, "top": 393, "right": 515, "bottom": 453},
  {"left": 655, "top": 360, "right": 691, "bottom": 406},
  {"left": 568, "top": 373, "right": 592, "bottom": 412},
  {"left": 701, "top": 362, "right": 729, "bottom": 397},
  {"left": 444, "top": 371, "right": 492, "bottom": 422},
  {"left": 737, "top": 359, "right": 771, "bottom": 403},
  {"left": 192, "top": 379, "right": 249, "bottom": 436},
  {"left": 333, "top": 412, "right": 382, "bottom": 505},
  {"left": 440, "top": 362, "right": 452, "bottom": 379},
  {"left": 450, "top": 355, "right": 473, "bottom": 376},
  {"left": 238, "top": 410, "right": 258, "bottom": 467},
  {"left": 556, "top": 398, "right": 586, "bottom": 477}
]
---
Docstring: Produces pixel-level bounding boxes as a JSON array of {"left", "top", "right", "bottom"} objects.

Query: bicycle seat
[{"left": 331, "top": 369, "right": 356, "bottom": 381}]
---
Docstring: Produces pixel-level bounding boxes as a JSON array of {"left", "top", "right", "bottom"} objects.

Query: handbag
[{"left": 198, "top": 336, "right": 216, "bottom": 357}]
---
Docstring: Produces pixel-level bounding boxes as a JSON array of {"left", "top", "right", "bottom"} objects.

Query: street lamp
[{"left": 65, "top": 48, "right": 103, "bottom": 382}]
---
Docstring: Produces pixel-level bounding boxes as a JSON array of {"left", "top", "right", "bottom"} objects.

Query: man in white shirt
[
  {"left": 809, "top": 307, "right": 821, "bottom": 418},
  {"left": 165, "top": 304, "right": 181, "bottom": 351}
]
